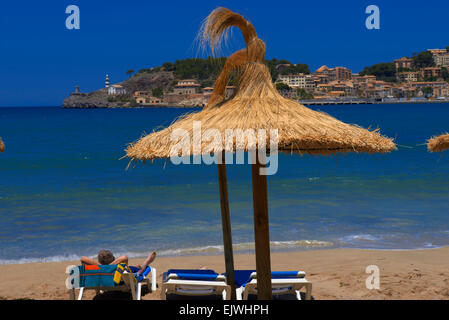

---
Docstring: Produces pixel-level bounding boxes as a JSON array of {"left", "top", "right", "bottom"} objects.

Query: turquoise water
[{"left": 1, "top": 104, "right": 449, "bottom": 264}]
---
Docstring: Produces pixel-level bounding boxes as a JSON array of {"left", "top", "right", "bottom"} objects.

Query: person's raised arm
[
  {"left": 80, "top": 256, "right": 97, "bottom": 265},
  {"left": 110, "top": 255, "right": 128, "bottom": 265}
]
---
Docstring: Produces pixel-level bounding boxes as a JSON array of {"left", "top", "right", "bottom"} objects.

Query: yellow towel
[{"left": 113, "top": 263, "right": 137, "bottom": 285}]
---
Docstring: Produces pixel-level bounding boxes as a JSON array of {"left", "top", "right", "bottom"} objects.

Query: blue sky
[{"left": 1, "top": 0, "right": 448, "bottom": 106}]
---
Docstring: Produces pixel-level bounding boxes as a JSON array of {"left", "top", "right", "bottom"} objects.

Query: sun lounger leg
[
  {"left": 236, "top": 287, "right": 244, "bottom": 300},
  {"left": 137, "top": 282, "right": 143, "bottom": 300},
  {"left": 151, "top": 267, "right": 157, "bottom": 292},
  {"left": 77, "top": 287, "right": 84, "bottom": 300}
]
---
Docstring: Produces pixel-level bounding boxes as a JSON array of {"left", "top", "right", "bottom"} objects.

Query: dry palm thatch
[
  {"left": 427, "top": 133, "right": 449, "bottom": 152},
  {"left": 0, "top": 137, "right": 4, "bottom": 153},
  {"left": 125, "top": 7, "right": 395, "bottom": 161},
  {"left": 207, "top": 49, "right": 247, "bottom": 108},
  {"left": 200, "top": 7, "right": 266, "bottom": 109},
  {"left": 199, "top": 7, "right": 259, "bottom": 58}
]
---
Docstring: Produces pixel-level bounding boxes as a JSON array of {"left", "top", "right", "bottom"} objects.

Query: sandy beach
[{"left": 1, "top": 247, "right": 448, "bottom": 300}]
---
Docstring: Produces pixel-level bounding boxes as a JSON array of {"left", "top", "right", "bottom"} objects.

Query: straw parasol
[
  {"left": 125, "top": 7, "right": 396, "bottom": 299},
  {"left": 427, "top": 133, "right": 449, "bottom": 152},
  {"left": 0, "top": 137, "right": 4, "bottom": 153}
]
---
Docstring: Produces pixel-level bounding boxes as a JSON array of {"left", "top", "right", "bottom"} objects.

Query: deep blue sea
[{"left": 1, "top": 104, "right": 449, "bottom": 264}]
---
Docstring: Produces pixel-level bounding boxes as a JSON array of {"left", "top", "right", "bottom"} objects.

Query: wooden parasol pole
[
  {"left": 217, "top": 152, "right": 236, "bottom": 299},
  {"left": 251, "top": 152, "right": 272, "bottom": 299}
]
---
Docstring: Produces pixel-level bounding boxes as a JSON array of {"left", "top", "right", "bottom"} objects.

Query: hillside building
[
  {"left": 394, "top": 57, "right": 413, "bottom": 69},
  {"left": 134, "top": 91, "right": 163, "bottom": 105},
  {"left": 173, "top": 79, "right": 201, "bottom": 95},
  {"left": 397, "top": 71, "right": 419, "bottom": 83}
]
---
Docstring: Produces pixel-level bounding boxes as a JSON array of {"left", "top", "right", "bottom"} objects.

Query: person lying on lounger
[{"left": 81, "top": 250, "right": 156, "bottom": 274}]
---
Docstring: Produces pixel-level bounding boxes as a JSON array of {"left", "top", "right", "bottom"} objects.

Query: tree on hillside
[
  {"left": 297, "top": 88, "right": 313, "bottom": 100},
  {"left": 152, "top": 87, "right": 164, "bottom": 98},
  {"left": 359, "top": 62, "right": 397, "bottom": 82},
  {"left": 278, "top": 63, "right": 310, "bottom": 75},
  {"left": 412, "top": 51, "right": 435, "bottom": 68},
  {"left": 162, "top": 62, "right": 175, "bottom": 71},
  {"left": 275, "top": 82, "right": 291, "bottom": 92},
  {"left": 265, "top": 59, "right": 281, "bottom": 81},
  {"left": 171, "top": 57, "right": 227, "bottom": 80},
  {"left": 126, "top": 69, "right": 135, "bottom": 78}
]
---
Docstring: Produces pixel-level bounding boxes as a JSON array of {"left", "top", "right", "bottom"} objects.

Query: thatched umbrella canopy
[
  {"left": 0, "top": 137, "right": 4, "bottom": 153},
  {"left": 126, "top": 8, "right": 395, "bottom": 299},
  {"left": 427, "top": 133, "right": 449, "bottom": 152}
]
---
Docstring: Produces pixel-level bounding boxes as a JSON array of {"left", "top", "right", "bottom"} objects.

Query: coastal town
[
  {"left": 276, "top": 48, "right": 449, "bottom": 103},
  {"left": 63, "top": 47, "right": 449, "bottom": 108}
]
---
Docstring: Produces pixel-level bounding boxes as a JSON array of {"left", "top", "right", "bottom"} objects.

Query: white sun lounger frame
[
  {"left": 161, "top": 273, "right": 231, "bottom": 300},
  {"left": 236, "top": 271, "right": 312, "bottom": 300}
]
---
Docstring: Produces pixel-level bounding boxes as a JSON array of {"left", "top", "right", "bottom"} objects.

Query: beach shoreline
[{"left": 1, "top": 247, "right": 448, "bottom": 300}]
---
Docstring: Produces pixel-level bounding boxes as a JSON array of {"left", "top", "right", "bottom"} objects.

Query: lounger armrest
[
  {"left": 216, "top": 275, "right": 226, "bottom": 281},
  {"left": 166, "top": 273, "right": 179, "bottom": 280}
]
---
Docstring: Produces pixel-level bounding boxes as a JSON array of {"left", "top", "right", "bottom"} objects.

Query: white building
[
  {"left": 428, "top": 49, "right": 449, "bottom": 68},
  {"left": 278, "top": 74, "right": 315, "bottom": 90},
  {"left": 434, "top": 53, "right": 449, "bottom": 68},
  {"left": 105, "top": 74, "right": 127, "bottom": 95},
  {"left": 108, "top": 84, "right": 126, "bottom": 95},
  {"left": 396, "top": 71, "right": 419, "bottom": 83}
]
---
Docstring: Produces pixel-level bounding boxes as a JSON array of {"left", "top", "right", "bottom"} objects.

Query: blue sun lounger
[
  {"left": 230, "top": 270, "right": 312, "bottom": 300},
  {"left": 161, "top": 269, "right": 231, "bottom": 300},
  {"left": 66, "top": 264, "right": 156, "bottom": 300}
]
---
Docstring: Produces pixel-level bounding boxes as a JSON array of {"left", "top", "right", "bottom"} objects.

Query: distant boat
[{"left": 0, "top": 137, "right": 4, "bottom": 152}]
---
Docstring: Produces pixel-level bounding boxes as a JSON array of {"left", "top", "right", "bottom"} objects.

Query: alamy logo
[
  {"left": 365, "top": 5, "right": 380, "bottom": 30},
  {"left": 365, "top": 265, "right": 380, "bottom": 290},
  {"left": 169, "top": 121, "right": 279, "bottom": 175},
  {"left": 65, "top": 5, "right": 80, "bottom": 30}
]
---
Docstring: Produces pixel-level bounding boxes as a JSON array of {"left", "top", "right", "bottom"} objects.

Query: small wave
[
  {"left": 157, "top": 245, "right": 224, "bottom": 256},
  {"left": 157, "top": 240, "right": 333, "bottom": 256},
  {"left": 0, "top": 254, "right": 82, "bottom": 265},
  {"left": 270, "top": 240, "right": 333, "bottom": 248},
  {"left": 340, "top": 234, "right": 380, "bottom": 243}
]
